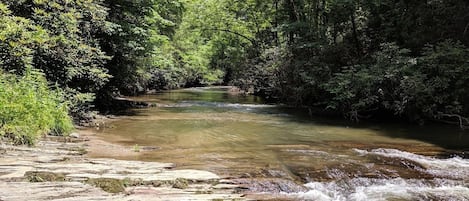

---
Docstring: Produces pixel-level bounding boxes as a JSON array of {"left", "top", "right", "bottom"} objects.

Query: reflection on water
[{"left": 93, "top": 87, "right": 469, "bottom": 200}]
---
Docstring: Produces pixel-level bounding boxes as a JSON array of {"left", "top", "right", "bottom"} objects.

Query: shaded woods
[
  {"left": 1, "top": 0, "right": 468, "bottom": 144},
  {"left": 178, "top": 0, "right": 469, "bottom": 127}
]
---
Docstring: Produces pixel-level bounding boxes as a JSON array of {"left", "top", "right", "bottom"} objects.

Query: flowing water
[{"left": 92, "top": 87, "right": 469, "bottom": 200}]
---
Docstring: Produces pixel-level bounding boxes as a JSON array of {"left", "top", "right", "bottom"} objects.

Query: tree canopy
[{"left": 1, "top": 0, "right": 469, "bottom": 145}]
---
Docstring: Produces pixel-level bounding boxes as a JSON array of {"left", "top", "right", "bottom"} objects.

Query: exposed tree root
[{"left": 437, "top": 113, "right": 469, "bottom": 130}]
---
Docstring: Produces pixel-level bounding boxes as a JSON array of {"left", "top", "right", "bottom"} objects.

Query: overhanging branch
[
  {"left": 201, "top": 28, "right": 257, "bottom": 46},
  {"left": 437, "top": 113, "right": 469, "bottom": 130}
]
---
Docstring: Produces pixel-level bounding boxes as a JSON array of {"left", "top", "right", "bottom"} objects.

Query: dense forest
[{"left": 1, "top": 0, "right": 468, "bottom": 144}]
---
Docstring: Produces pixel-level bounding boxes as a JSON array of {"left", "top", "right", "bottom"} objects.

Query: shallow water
[{"left": 93, "top": 87, "right": 469, "bottom": 200}]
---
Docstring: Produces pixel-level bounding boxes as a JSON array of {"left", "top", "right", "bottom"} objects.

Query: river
[{"left": 92, "top": 87, "right": 469, "bottom": 200}]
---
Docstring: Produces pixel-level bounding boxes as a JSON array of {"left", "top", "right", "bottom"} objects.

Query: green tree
[
  {"left": 1, "top": 0, "right": 112, "bottom": 119},
  {"left": 0, "top": 3, "right": 72, "bottom": 145}
]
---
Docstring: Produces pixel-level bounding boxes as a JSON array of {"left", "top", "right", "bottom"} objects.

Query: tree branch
[
  {"left": 437, "top": 113, "right": 469, "bottom": 130},
  {"left": 201, "top": 28, "right": 257, "bottom": 46}
]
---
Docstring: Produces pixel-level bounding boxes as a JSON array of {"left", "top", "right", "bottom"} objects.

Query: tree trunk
[{"left": 350, "top": 11, "right": 361, "bottom": 57}]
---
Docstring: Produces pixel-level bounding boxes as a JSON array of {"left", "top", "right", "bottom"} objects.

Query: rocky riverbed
[{"left": 0, "top": 133, "right": 248, "bottom": 201}]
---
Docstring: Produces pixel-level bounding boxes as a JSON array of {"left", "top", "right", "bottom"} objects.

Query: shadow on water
[{"left": 273, "top": 106, "right": 469, "bottom": 151}]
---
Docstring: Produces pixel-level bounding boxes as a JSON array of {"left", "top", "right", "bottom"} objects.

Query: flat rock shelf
[{"left": 0, "top": 137, "right": 246, "bottom": 201}]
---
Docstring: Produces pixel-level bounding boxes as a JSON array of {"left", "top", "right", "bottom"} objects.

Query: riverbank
[{"left": 0, "top": 130, "right": 249, "bottom": 201}]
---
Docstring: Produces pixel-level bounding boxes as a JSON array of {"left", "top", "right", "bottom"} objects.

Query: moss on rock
[
  {"left": 86, "top": 178, "right": 125, "bottom": 193},
  {"left": 171, "top": 178, "right": 189, "bottom": 189},
  {"left": 25, "top": 171, "right": 67, "bottom": 182}
]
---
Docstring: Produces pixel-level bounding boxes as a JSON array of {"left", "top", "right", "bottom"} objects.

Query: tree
[
  {"left": 0, "top": 3, "right": 72, "bottom": 145},
  {"left": 1, "top": 0, "right": 112, "bottom": 119}
]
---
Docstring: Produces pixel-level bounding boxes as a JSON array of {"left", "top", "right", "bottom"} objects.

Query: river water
[{"left": 93, "top": 87, "right": 469, "bottom": 200}]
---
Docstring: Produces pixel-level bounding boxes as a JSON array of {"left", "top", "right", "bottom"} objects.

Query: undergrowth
[{"left": 0, "top": 69, "right": 73, "bottom": 145}]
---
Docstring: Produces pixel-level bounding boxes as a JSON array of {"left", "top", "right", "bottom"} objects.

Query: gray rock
[{"left": 0, "top": 140, "right": 245, "bottom": 201}]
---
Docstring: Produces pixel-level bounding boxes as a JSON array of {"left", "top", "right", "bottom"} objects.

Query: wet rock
[
  {"left": 326, "top": 141, "right": 445, "bottom": 156},
  {"left": 439, "top": 150, "right": 469, "bottom": 159},
  {"left": 363, "top": 154, "right": 435, "bottom": 179},
  {"left": 232, "top": 178, "right": 307, "bottom": 193}
]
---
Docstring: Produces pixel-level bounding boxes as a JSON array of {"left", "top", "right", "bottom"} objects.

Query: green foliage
[
  {"left": 1, "top": 0, "right": 468, "bottom": 128},
  {"left": 0, "top": 70, "right": 73, "bottom": 145},
  {"left": 145, "top": 0, "right": 277, "bottom": 89},
  {"left": 232, "top": 47, "right": 285, "bottom": 101},
  {"left": 323, "top": 43, "right": 414, "bottom": 120},
  {"left": 0, "top": 3, "right": 48, "bottom": 72},
  {"left": 227, "top": 0, "right": 469, "bottom": 124},
  {"left": 0, "top": 0, "right": 111, "bottom": 120},
  {"left": 416, "top": 40, "right": 469, "bottom": 119},
  {"left": 0, "top": 0, "right": 188, "bottom": 117},
  {"left": 98, "top": 0, "right": 176, "bottom": 94},
  {"left": 4, "top": 0, "right": 112, "bottom": 91},
  {"left": 0, "top": 3, "right": 73, "bottom": 145}
]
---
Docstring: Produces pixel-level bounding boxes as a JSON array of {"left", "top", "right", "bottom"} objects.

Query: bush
[
  {"left": 0, "top": 69, "right": 73, "bottom": 145},
  {"left": 323, "top": 41, "right": 469, "bottom": 124}
]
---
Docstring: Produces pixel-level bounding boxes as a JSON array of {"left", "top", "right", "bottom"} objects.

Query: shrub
[{"left": 0, "top": 69, "right": 73, "bottom": 145}]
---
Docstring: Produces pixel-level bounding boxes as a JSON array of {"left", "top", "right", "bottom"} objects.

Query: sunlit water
[{"left": 93, "top": 87, "right": 469, "bottom": 200}]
